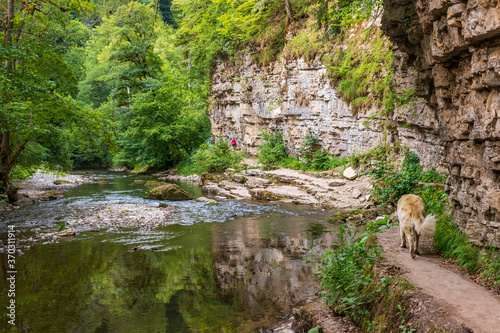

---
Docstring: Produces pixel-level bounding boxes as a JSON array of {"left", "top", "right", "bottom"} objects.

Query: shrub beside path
[{"left": 377, "top": 226, "right": 500, "bottom": 333}]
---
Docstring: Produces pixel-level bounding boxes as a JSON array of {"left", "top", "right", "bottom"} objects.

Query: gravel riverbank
[
  {"left": 11, "top": 171, "right": 94, "bottom": 207},
  {"left": 66, "top": 203, "right": 174, "bottom": 230}
]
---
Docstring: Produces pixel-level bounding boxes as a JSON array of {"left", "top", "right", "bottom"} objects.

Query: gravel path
[{"left": 378, "top": 226, "right": 500, "bottom": 333}]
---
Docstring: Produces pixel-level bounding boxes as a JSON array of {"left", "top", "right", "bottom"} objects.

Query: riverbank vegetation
[
  {"left": 1, "top": 0, "right": 395, "bottom": 203},
  {"left": 367, "top": 150, "right": 500, "bottom": 287},
  {"left": 319, "top": 223, "right": 418, "bottom": 332},
  {"left": 319, "top": 149, "right": 500, "bottom": 330},
  {"left": 1, "top": 0, "right": 212, "bottom": 202},
  {"left": 256, "top": 130, "right": 393, "bottom": 172},
  {"left": 177, "top": 139, "right": 245, "bottom": 175}
]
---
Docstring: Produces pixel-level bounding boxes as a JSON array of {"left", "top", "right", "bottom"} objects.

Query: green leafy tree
[
  {"left": 79, "top": 2, "right": 164, "bottom": 108},
  {"left": 0, "top": 0, "right": 96, "bottom": 201},
  {"left": 159, "top": 0, "right": 177, "bottom": 27},
  {"left": 313, "top": 0, "right": 383, "bottom": 34},
  {"left": 113, "top": 69, "right": 210, "bottom": 169}
]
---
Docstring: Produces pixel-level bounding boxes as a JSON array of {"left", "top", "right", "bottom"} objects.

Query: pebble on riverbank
[
  {"left": 66, "top": 204, "right": 174, "bottom": 230},
  {"left": 13, "top": 171, "right": 94, "bottom": 207}
]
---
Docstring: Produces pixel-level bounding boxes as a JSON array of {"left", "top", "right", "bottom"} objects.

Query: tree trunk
[
  {"left": 0, "top": 133, "right": 16, "bottom": 202},
  {"left": 1, "top": 0, "right": 17, "bottom": 202},
  {"left": 4, "top": 0, "right": 14, "bottom": 69},
  {"left": 285, "top": 0, "right": 294, "bottom": 25}
]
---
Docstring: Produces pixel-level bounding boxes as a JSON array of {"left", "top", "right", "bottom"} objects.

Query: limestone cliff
[
  {"left": 208, "top": 2, "right": 500, "bottom": 247},
  {"left": 382, "top": 0, "right": 500, "bottom": 246},
  {"left": 208, "top": 54, "right": 386, "bottom": 157}
]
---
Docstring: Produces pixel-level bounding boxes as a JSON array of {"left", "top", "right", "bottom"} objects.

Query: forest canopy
[{"left": 1, "top": 0, "right": 382, "bottom": 201}]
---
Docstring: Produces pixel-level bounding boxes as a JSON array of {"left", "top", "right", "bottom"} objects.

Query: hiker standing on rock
[{"left": 231, "top": 137, "right": 237, "bottom": 149}]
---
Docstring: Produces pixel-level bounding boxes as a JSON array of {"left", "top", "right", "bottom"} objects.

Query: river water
[{"left": 0, "top": 171, "right": 344, "bottom": 332}]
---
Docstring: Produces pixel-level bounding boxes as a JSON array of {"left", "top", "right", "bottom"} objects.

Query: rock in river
[
  {"left": 144, "top": 180, "right": 168, "bottom": 187},
  {"left": 145, "top": 184, "right": 194, "bottom": 201},
  {"left": 54, "top": 179, "right": 72, "bottom": 185}
]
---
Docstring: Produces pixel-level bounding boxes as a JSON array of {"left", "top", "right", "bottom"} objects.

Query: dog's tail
[{"left": 416, "top": 214, "right": 437, "bottom": 238}]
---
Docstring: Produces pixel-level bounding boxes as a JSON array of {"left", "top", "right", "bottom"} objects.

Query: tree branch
[{"left": 8, "top": 139, "right": 29, "bottom": 168}]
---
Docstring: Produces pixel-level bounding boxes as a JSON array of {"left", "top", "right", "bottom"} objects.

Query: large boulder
[{"left": 145, "top": 184, "right": 194, "bottom": 201}]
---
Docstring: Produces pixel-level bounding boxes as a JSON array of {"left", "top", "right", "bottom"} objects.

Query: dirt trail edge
[{"left": 378, "top": 226, "right": 500, "bottom": 333}]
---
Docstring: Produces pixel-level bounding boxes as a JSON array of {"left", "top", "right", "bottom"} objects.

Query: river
[{"left": 0, "top": 170, "right": 345, "bottom": 332}]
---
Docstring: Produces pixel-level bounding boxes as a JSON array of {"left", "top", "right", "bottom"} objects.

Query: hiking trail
[{"left": 378, "top": 227, "right": 500, "bottom": 333}]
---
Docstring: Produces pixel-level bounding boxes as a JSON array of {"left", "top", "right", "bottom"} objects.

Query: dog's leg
[
  {"left": 400, "top": 224, "right": 406, "bottom": 248},
  {"left": 414, "top": 229, "right": 420, "bottom": 255},
  {"left": 402, "top": 226, "right": 415, "bottom": 258}
]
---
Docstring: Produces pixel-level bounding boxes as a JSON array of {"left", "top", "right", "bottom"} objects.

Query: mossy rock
[
  {"left": 133, "top": 180, "right": 145, "bottom": 184},
  {"left": 249, "top": 189, "right": 282, "bottom": 201},
  {"left": 328, "top": 207, "right": 392, "bottom": 224},
  {"left": 159, "top": 202, "right": 174, "bottom": 208},
  {"left": 38, "top": 191, "right": 64, "bottom": 200},
  {"left": 328, "top": 209, "right": 363, "bottom": 223},
  {"left": 201, "top": 173, "right": 223, "bottom": 183},
  {"left": 145, "top": 180, "right": 168, "bottom": 187},
  {"left": 54, "top": 180, "right": 72, "bottom": 185},
  {"left": 145, "top": 184, "right": 194, "bottom": 201},
  {"left": 204, "top": 201, "right": 219, "bottom": 205}
]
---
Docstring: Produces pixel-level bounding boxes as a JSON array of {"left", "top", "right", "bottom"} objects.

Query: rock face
[
  {"left": 381, "top": 0, "right": 500, "bottom": 246},
  {"left": 208, "top": 2, "right": 500, "bottom": 246},
  {"left": 208, "top": 54, "right": 386, "bottom": 157},
  {"left": 145, "top": 184, "right": 194, "bottom": 201}
]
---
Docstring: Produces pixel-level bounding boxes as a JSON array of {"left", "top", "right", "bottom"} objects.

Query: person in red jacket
[{"left": 231, "top": 138, "right": 237, "bottom": 149}]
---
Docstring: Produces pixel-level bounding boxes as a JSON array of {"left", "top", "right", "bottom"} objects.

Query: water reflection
[
  {"left": 0, "top": 171, "right": 340, "bottom": 332},
  {"left": 212, "top": 216, "right": 337, "bottom": 324},
  {"left": 1, "top": 217, "right": 338, "bottom": 332}
]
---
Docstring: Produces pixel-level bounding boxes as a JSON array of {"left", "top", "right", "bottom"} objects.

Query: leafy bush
[
  {"left": 280, "top": 157, "right": 303, "bottom": 170},
  {"left": 257, "top": 130, "right": 288, "bottom": 168},
  {"left": 366, "top": 149, "right": 500, "bottom": 287},
  {"left": 348, "top": 145, "right": 390, "bottom": 167},
  {"left": 320, "top": 225, "right": 391, "bottom": 325},
  {"left": 419, "top": 167, "right": 448, "bottom": 183},
  {"left": 310, "top": 149, "right": 330, "bottom": 170},
  {"left": 367, "top": 150, "right": 420, "bottom": 205},
  {"left": 298, "top": 130, "right": 319, "bottom": 166},
  {"left": 310, "top": 149, "right": 349, "bottom": 171},
  {"left": 189, "top": 138, "right": 244, "bottom": 174}
]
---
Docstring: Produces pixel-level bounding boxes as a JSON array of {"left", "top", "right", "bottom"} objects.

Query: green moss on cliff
[
  {"left": 280, "top": 18, "right": 395, "bottom": 114},
  {"left": 323, "top": 27, "right": 394, "bottom": 113}
]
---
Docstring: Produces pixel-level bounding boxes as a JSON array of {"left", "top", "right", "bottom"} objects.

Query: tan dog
[{"left": 397, "top": 194, "right": 436, "bottom": 259}]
